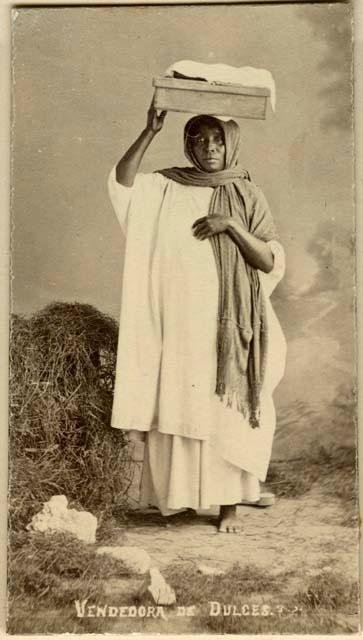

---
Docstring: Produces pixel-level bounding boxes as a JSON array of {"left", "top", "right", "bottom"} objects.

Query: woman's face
[{"left": 190, "top": 123, "right": 226, "bottom": 172}]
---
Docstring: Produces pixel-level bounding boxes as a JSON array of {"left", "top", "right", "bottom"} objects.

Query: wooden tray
[{"left": 153, "top": 76, "right": 271, "bottom": 120}]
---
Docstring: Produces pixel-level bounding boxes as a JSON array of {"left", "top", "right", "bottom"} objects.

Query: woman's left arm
[
  {"left": 227, "top": 218, "right": 274, "bottom": 273},
  {"left": 192, "top": 215, "right": 274, "bottom": 273}
]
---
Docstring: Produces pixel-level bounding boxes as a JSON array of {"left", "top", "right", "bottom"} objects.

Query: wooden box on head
[{"left": 152, "top": 77, "right": 271, "bottom": 120}]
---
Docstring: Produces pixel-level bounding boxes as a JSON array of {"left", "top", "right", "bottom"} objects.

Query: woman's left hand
[{"left": 192, "top": 215, "right": 231, "bottom": 240}]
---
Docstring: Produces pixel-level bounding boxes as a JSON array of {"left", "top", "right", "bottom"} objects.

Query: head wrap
[
  {"left": 184, "top": 115, "right": 240, "bottom": 173},
  {"left": 159, "top": 115, "right": 250, "bottom": 186},
  {"left": 157, "top": 115, "right": 277, "bottom": 427}
]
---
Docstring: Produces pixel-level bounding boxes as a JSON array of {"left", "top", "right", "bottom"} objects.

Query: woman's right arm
[{"left": 115, "top": 102, "right": 167, "bottom": 187}]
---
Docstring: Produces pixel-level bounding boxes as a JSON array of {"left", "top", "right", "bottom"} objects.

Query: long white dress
[{"left": 108, "top": 168, "right": 286, "bottom": 515}]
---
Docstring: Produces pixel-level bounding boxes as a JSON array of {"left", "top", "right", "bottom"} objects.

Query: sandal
[{"left": 238, "top": 492, "right": 275, "bottom": 507}]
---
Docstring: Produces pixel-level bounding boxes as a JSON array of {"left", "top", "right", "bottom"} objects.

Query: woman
[{"left": 108, "top": 101, "right": 286, "bottom": 533}]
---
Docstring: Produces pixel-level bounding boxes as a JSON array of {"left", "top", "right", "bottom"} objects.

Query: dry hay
[{"left": 9, "top": 302, "right": 133, "bottom": 531}]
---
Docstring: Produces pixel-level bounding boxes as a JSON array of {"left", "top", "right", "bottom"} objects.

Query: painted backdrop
[{"left": 12, "top": 4, "right": 354, "bottom": 459}]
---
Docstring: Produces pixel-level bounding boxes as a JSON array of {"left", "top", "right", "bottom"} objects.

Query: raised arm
[{"left": 115, "top": 101, "right": 167, "bottom": 187}]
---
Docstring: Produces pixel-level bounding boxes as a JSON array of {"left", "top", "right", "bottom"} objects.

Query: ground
[
  {"left": 8, "top": 482, "right": 359, "bottom": 635},
  {"left": 120, "top": 489, "right": 357, "bottom": 579}
]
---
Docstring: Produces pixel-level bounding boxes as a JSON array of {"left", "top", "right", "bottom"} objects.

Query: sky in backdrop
[{"left": 12, "top": 4, "right": 354, "bottom": 455}]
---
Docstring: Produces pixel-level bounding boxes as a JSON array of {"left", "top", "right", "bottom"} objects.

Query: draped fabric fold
[{"left": 157, "top": 116, "right": 277, "bottom": 427}]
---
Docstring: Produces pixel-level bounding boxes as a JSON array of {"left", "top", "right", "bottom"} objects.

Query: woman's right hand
[
  {"left": 146, "top": 99, "right": 167, "bottom": 134},
  {"left": 115, "top": 99, "right": 167, "bottom": 187}
]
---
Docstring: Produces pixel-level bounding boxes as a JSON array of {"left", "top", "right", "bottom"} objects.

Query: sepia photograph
[{"left": 7, "top": 1, "right": 359, "bottom": 634}]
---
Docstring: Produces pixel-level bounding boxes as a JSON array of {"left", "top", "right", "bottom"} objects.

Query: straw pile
[{"left": 9, "top": 302, "right": 133, "bottom": 531}]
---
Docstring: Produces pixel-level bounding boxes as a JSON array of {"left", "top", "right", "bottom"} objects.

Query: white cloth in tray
[{"left": 165, "top": 60, "right": 276, "bottom": 111}]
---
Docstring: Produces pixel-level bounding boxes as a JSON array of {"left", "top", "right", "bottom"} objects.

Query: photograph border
[{"left": 1, "top": 0, "right": 361, "bottom": 637}]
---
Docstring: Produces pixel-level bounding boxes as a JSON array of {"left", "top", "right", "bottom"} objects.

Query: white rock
[
  {"left": 140, "top": 567, "right": 176, "bottom": 606},
  {"left": 46, "top": 495, "right": 68, "bottom": 513},
  {"left": 26, "top": 494, "right": 97, "bottom": 543},
  {"left": 96, "top": 546, "right": 151, "bottom": 575},
  {"left": 197, "top": 564, "right": 225, "bottom": 576}
]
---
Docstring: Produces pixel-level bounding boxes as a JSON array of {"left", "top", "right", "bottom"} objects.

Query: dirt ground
[
  {"left": 93, "top": 487, "right": 359, "bottom": 634},
  {"left": 115, "top": 489, "right": 357, "bottom": 579},
  {"left": 8, "top": 485, "right": 359, "bottom": 635}
]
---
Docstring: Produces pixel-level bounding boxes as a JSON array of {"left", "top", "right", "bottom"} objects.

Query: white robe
[{"left": 108, "top": 168, "right": 286, "bottom": 514}]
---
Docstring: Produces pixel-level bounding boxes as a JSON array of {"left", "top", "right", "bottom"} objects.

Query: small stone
[
  {"left": 197, "top": 564, "right": 225, "bottom": 576},
  {"left": 96, "top": 546, "right": 151, "bottom": 575},
  {"left": 140, "top": 567, "right": 176, "bottom": 606},
  {"left": 46, "top": 495, "right": 68, "bottom": 513},
  {"left": 26, "top": 495, "right": 97, "bottom": 543}
]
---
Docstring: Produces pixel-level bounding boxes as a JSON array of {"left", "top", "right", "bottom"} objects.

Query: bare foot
[{"left": 218, "top": 505, "right": 242, "bottom": 533}]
